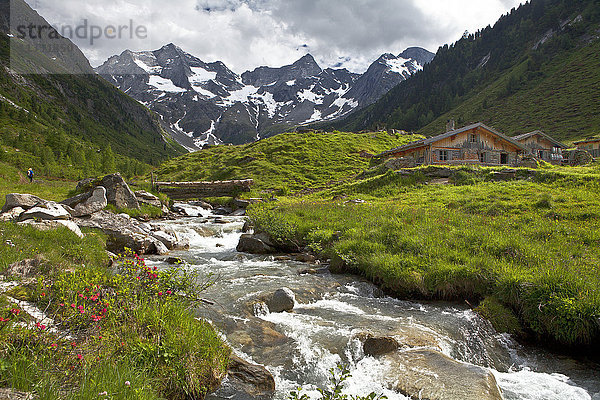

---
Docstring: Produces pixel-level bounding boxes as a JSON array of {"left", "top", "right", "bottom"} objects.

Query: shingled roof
[
  {"left": 513, "top": 130, "right": 567, "bottom": 149},
  {"left": 376, "top": 122, "right": 525, "bottom": 158}
]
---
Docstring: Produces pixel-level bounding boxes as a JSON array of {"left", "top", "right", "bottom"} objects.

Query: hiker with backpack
[{"left": 27, "top": 168, "right": 34, "bottom": 183}]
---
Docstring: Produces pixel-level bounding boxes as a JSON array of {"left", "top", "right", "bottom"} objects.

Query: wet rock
[
  {"left": 363, "top": 336, "right": 400, "bottom": 356},
  {"left": 295, "top": 253, "right": 316, "bottom": 263},
  {"left": 234, "top": 199, "right": 251, "bottom": 209},
  {"left": 62, "top": 186, "right": 108, "bottom": 217},
  {"left": 151, "top": 230, "right": 178, "bottom": 250},
  {"left": 329, "top": 255, "right": 347, "bottom": 273},
  {"left": 165, "top": 257, "right": 184, "bottom": 265},
  {"left": 172, "top": 204, "right": 203, "bottom": 217},
  {"left": 384, "top": 349, "right": 503, "bottom": 400},
  {"left": 237, "top": 234, "right": 276, "bottom": 254},
  {"left": 100, "top": 173, "right": 140, "bottom": 209},
  {"left": 0, "top": 207, "right": 25, "bottom": 222},
  {"left": 1, "top": 193, "right": 46, "bottom": 213},
  {"left": 224, "top": 355, "right": 276, "bottom": 399},
  {"left": 298, "top": 268, "right": 319, "bottom": 275},
  {"left": 267, "top": 288, "right": 295, "bottom": 313},
  {"left": 18, "top": 202, "right": 71, "bottom": 222},
  {"left": 274, "top": 256, "right": 290, "bottom": 261},
  {"left": 151, "top": 240, "right": 169, "bottom": 256},
  {"left": 189, "top": 200, "right": 213, "bottom": 210},
  {"left": 231, "top": 209, "right": 246, "bottom": 216},
  {"left": 241, "top": 220, "right": 253, "bottom": 233},
  {"left": 134, "top": 190, "right": 162, "bottom": 208},
  {"left": 214, "top": 206, "right": 233, "bottom": 216},
  {"left": 6, "top": 256, "right": 47, "bottom": 279}
]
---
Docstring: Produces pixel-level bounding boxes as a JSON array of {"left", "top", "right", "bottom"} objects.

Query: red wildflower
[
  {"left": 166, "top": 290, "right": 172, "bottom": 295},
  {"left": 76, "top": 354, "right": 83, "bottom": 360}
]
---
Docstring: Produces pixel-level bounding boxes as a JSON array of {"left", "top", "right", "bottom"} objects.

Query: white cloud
[{"left": 24, "top": 0, "right": 526, "bottom": 74}]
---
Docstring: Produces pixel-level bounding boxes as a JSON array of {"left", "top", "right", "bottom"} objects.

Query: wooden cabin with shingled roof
[{"left": 376, "top": 122, "right": 526, "bottom": 167}]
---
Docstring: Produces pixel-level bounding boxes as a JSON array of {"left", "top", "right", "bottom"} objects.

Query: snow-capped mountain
[{"left": 97, "top": 44, "right": 434, "bottom": 150}]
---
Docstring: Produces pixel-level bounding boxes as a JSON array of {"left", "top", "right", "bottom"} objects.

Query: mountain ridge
[{"left": 97, "top": 44, "right": 434, "bottom": 149}]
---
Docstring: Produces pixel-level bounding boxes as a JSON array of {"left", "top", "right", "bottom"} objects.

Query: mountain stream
[{"left": 147, "top": 203, "right": 600, "bottom": 400}]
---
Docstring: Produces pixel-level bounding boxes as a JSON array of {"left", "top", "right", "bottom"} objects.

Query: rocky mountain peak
[{"left": 98, "top": 44, "right": 435, "bottom": 150}]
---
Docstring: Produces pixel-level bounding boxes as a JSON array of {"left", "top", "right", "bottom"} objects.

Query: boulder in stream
[
  {"left": 225, "top": 354, "right": 276, "bottom": 398},
  {"left": 267, "top": 288, "right": 295, "bottom": 313},
  {"left": 383, "top": 349, "right": 503, "bottom": 400},
  {"left": 237, "top": 234, "right": 276, "bottom": 254},
  {"left": 134, "top": 190, "right": 162, "bottom": 208}
]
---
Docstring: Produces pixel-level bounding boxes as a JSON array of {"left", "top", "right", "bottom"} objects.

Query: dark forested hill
[
  {"left": 332, "top": 0, "right": 600, "bottom": 143},
  {"left": 0, "top": 0, "right": 185, "bottom": 178}
]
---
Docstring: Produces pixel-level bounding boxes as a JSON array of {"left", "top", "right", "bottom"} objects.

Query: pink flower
[
  {"left": 50, "top": 343, "right": 58, "bottom": 349},
  {"left": 158, "top": 292, "right": 163, "bottom": 296},
  {"left": 78, "top": 305, "right": 84, "bottom": 311},
  {"left": 71, "top": 304, "right": 76, "bottom": 308},
  {"left": 125, "top": 381, "right": 131, "bottom": 387},
  {"left": 76, "top": 354, "right": 83, "bottom": 360},
  {"left": 166, "top": 291, "right": 172, "bottom": 295}
]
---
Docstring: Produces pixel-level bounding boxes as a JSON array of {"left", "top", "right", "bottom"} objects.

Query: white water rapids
[{"left": 147, "top": 203, "right": 600, "bottom": 400}]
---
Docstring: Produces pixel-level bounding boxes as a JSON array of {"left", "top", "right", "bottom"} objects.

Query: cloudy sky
[{"left": 25, "top": 0, "right": 526, "bottom": 73}]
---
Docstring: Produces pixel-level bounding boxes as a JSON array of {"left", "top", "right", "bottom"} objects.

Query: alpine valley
[{"left": 96, "top": 45, "right": 434, "bottom": 149}]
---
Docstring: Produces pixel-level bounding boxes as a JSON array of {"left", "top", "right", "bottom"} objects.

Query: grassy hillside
[
  {"left": 421, "top": 34, "right": 600, "bottom": 143},
  {"left": 247, "top": 163, "right": 600, "bottom": 349},
  {"left": 332, "top": 0, "right": 600, "bottom": 143},
  {"left": 153, "top": 131, "right": 421, "bottom": 194}
]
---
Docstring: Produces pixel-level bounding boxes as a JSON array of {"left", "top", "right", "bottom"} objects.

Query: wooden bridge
[{"left": 153, "top": 179, "right": 254, "bottom": 200}]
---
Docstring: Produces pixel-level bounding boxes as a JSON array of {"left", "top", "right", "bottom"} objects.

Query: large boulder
[
  {"left": 135, "top": 190, "right": 162, "bottom": 208},
  {"left": 383, "top": 349, "right": 503, "bottom": 400},
  {"left": 1, "top": 194, "right": 46, "bottom": 213},
  {"left": 17, "top": 219, "right": 84, "bottom": 239},
  {"left": 225, "top": 355, "right": 276, "bottom": 398},
  {"left": 100, "top": 173, "right": 140, "bottom": 209},
  {"left": 18, "top": 202, "right": 71, "bottom": 222},
  {"left": 62, "top": 187, "right": 108, "bottom": 217},
  {"left": 237, "top": 234, "right": 276, "bottom": 254},
  {"left": 267, "top": 288, "right": 296, "bottom": 313},
  {"left": 75, "top": 211, "right": 165, "bottom": 255}
]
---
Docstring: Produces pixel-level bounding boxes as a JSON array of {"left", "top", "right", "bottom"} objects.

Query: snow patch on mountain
[{"left": 148, "top": 76, "right": 186, "bottom": 93}]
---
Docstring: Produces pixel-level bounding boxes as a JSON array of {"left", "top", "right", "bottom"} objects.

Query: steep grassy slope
[
  {"left": 420, "top": 39, "right": 600, "bottom": 143},
  {"left": 332, "top": 0, "right": 600, "bottom": 142},
  {"left": 153, "top": 131, "right": 421, "bottom": 193}
]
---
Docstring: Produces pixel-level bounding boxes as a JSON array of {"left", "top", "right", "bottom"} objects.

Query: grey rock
[
  {"left": 226, "top": 354, "right": 276, "bottom": 398},
  {"left": 71, "top": 187, "right": 108, "bottom": 217},
  {"left": 6, "top": 256, "right": 47, "bottom": 279},
  {"left": 295, "top": 253, "right": 316, "bottom": 263},
  {"left": 135, "top": 190, "right": 162, "bottom": 208},
  {"left": 267, "top": 288, "right": 295, "bottom": 313},
  {"left": 0, "top": 207, "right": 25, "bottom": 222},
  {"left": 151, "top": 230, "right": 178, "bottom": 250},
  {"left": 17, "top": 219, "right": 84, "bottom": 238},
  {"left": 75, "top": 210, "right": 160, "bottom": 254},
  {"left": 18, "top": 202, "right": 71, "bottom": 222},
  {"left": 1, "top": 193, "right": 46, "bottom": 213},
  {"left": 236, "top": 234, "right": 276, "bottom": 254},
  {"left": 100, "top": 173, "right": 140, "bottom": 209},
  {"left": 231, "top": 209, "right": 246, "bottom": 216},
  {"left": 383, "top": 349, "right": 503, "bottom": 400}
]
